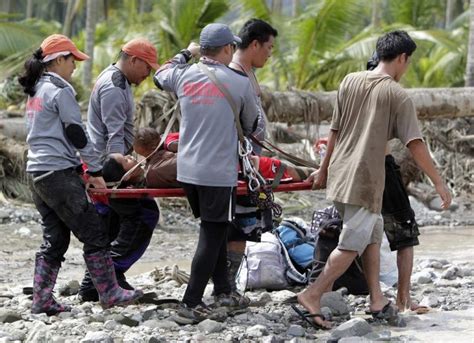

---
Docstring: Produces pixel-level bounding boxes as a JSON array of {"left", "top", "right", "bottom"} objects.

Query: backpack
[
  {"left": 238, "top": 232, "right": 289, "bottom": 290},
  {"left": 308, "top": 206, "right": 369, "bottom": 295},
  {"left": 275, "top": 218, "right": 315, "bottom": 285}
]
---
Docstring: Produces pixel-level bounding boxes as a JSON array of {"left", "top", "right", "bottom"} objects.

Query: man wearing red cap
[{"left": 80, "top": 38, "right": 161, "bottom": 301}]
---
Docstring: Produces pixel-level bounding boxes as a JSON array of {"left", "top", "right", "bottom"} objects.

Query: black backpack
[{"left": 308, "top": 206, "right": 369, "bottom": 295}]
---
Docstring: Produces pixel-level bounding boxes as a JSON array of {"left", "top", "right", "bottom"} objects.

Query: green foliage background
[{"left": 0, "top": 0, "right": 471, "bottom": 104}]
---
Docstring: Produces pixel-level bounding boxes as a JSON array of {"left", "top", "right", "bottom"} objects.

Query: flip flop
[
  {"left": 370, "top": 301, "right": 398, "bottom": 321},
  {"left": 291, "top": 304, "right": 330, "bottom": 330},
  {"left": 137, "top": 293, "right": 180, "bottom": 306},
  {"left": 410, "top": 303, "right": 430, "bottom": 315}
]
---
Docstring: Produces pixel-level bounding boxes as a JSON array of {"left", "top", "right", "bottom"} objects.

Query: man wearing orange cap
[{"left": 80, "top": 38, "right": 160, "bottom": 302}]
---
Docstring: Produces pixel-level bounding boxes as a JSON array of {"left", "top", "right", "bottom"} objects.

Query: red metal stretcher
[{"left": 88, "top": 181, "right": 313, "bottom": 199}]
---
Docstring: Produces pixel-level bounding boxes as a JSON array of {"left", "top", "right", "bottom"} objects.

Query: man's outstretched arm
[{"left": 407, "top": 139, "right": 452, "bottom": 209}]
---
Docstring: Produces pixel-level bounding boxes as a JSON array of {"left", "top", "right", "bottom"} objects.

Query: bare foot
[
  {"left": 397, "top": 297, "right": 430, "bottom": 314},
  {"left": 297, "top": 291, "right": 332, "bottom": 329}
]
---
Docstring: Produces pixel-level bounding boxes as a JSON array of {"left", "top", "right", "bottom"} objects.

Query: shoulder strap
[
  {"left": 197, "top": 62, "right": 245, "bottom": 143},
  {"left": 109, "top": 101, "right": 180, "bottom": 189}
]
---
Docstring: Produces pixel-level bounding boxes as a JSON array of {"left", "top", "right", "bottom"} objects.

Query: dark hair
[
  {"left": 375, "top": 30, "right": 417, "bottom": 62},
  {"left": 118, "top": 50, "right": 130, "bottom": 61},
  {"left": 200, "top": 45, "right": 226, "bottom": 57},
  {"left": 367, "top": 51, "right": 379, "bottom": 70},
  {"left": 102, "top": 156, "right": 126, "bottom": 182},
  {"left": 18, "top": 48, "right": 46, "bottom": 96},
  {"left": 238, "top": 19, "right": 278, "bottom": 50},
  {"left": 134, "top": 127, "right": 161, "bottom": 149}
]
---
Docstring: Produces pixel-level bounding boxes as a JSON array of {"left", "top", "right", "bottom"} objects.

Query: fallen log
[{"left": 136, "top": 87, "right": 474, "bottom": 127}]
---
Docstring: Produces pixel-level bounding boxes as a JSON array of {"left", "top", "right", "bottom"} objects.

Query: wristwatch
[{"left": 179, "top": 49, "right": 193, "bottom": 62}]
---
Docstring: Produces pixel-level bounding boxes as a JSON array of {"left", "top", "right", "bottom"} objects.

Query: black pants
[
  {"left": 182, "top": 220, "right": 231, "bottom": 307},
  {"left": 105, "top": 198, "right": 159, "bottom": 273},
  {"left": 180, "top": 182, "right": 234, "bottom": 306},
  {"left": 30, "top": 169, "right": 108, "bottom": 263}
]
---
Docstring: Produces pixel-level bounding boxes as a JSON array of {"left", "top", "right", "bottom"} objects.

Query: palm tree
[
  {"left": 82, "top": 0, "right": 97, "bottom": 88},
  {"left": 465, "top": 0, "right": 474, "bottom": 86},
  {"left": 153, "top": 0, "right": 229, "bottom": 61}
]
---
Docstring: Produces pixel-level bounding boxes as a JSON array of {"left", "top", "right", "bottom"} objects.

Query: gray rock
[
  {"left": 25, "top": 321, "right": 52, "bottom": 342},
  {"left": 339, "top": 337, "right": 370, "bottom": 343},
  {"left": 155, "top": 320, "right": 179, "bottom": 330},
  {"left": 57, "top": 311, "right": 73, "bottom": 319},
  {"left": 234, "top": 312, "right": 250, "bottom": 321},
  {"left": 420, "top": 295, "right": 439, "bottom": 308},
  {"left": 4, "top": 329, "right": 25, "bottom": 341},
  {"left": 58, "top": 280, "right": 80, "bottom": 296},
  {"left": 412, "top": 271, "right": 433, "bottom": 284},
  {"left": 287, "top": 324, "right": 305, "bottom": 337},
  {"left": 270, "top": 290, "right": 296, "bottom": 302},
  {"left": 321, "top": 291, "right": 350, "bottom": 315},
  {"left": 330, "top": 318, "right": 372, "bottom": 340},
  {"left": 142, "top": 307, "right": 158, "bottom": 321},
  {"left": 80, "top": 331, "right": 113, "bottom": 343},
  {"left": 321, "top": 306, "right": 333, "bottom": 321},
  {"left": 261, "top": 335, "right": 283, "bottom": 343},
  {"left": 0, "top": 309, "right": 21, "bottom": 323},
  {"left": 246, "top": 324, "right": 268, "bottom": 338},
  {"left": 0, "top": 209, "right": 9, "bottom": 220},
  {"left": 148, "top": 337, "right": 166, "bottom": 343},
  {"left": 197, "top": 319, "right": 223, "bottom": 334},
  {"left": 364, "top": 330, "right": 391, "bottom": 341},
  {"left": 112, "top": 314, "right": 139, "bottom": 327},
  {"left": 258, "top": 292, "right": 273, "bottom": 305},
  {"left": 141, "top": 319, "right": 161, "bottom": 329},
  {"left": 429, "top": 261, "right": 444, "bottom": 269},
  {"left": 389, "top": 316, "right": 407, "bottom": 327},
  {"left": 191, "top": 333, "right": 207, "bottom": 341},
  {"left": 103, "top": 320, "right": 118, "bottom": 330},
  {"left": 441, "top": 266, "right": 460, "bottom": 280},
  {"left": 434, "top": 279, "right": 461, "bottom": 288}
]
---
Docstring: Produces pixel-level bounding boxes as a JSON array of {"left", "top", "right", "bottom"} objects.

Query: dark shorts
[
  {"left": 180, "top": 182, "right": 236, "bottom": 223},
  {"left": 382, "top": 155, "right": 420, "bottom": 251}
]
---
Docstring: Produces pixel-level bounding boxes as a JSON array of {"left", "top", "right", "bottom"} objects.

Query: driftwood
[
  {"left": 0, "top": 134, "right": 31, "bottom": 201},
  {"left": 135, "top": 87, "right": 474, "bottom": 128}
]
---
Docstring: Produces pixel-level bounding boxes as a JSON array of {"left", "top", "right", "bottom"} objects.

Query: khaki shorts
[{"left": 334, "top": 202, "right": 384, "bottom": 256}]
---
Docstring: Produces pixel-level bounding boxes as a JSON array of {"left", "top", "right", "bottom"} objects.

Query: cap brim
[
  {"left": 146, "top": 61, "right": 160, "bottom": 70},
  {"left": 71, "top": 49, "right": 89, "bottom": 61},
  {"left": 233, "top": 35, "right": 242, "bottom": 44}
]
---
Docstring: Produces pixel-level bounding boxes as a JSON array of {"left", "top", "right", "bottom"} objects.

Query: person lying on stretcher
[{"left": 129, "top": 127, "right": 314, "bottom": 188}]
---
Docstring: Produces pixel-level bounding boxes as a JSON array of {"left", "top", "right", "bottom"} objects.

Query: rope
[{"left": 152, "top": 264, "right": 190, "bottom": 286}]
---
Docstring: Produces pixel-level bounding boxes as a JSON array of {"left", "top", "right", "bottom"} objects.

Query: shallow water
[
  {"left": 416, "top": 226, "right": 474, "bottom": 262},
  {"left": 126, "top": 226, "right": 474, "bottom": 277}
]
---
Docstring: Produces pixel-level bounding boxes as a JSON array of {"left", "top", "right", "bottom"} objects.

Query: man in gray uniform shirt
[
  {"left": 154, "top": 23, "right": 259, "bottom": 324},
  {"left": 80, "top": 38, "right": 160, "bottom": 301}
]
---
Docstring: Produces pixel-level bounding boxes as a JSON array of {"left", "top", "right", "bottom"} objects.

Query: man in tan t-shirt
[{"left": 295, "top": 31, "right": 451, "bottom": 329}]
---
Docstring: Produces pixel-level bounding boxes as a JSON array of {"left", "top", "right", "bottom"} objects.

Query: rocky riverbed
[{"left": 0, "top": 190, "right": 473, "bottom": 342}]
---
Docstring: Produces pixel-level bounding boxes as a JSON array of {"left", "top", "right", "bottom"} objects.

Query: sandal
[
  {"left": 369, "top": 301, "right": 398, "bottom": 321},
  {"left": 291, "top": 304, "right": 331, "bottom": 330}
]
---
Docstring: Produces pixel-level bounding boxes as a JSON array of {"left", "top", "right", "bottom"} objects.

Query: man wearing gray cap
[{"left": 154, "top": 23, "right": 259, "bottom": 324}]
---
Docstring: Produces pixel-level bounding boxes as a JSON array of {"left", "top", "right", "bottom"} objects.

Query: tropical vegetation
[{"left": 0, "top": 0, "right": 472, "bottom": 104}]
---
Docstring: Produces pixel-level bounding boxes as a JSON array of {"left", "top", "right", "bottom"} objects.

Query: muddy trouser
[
  {"left": 382, "top": 155, "right": 420, "bottom": 251},
  {"left": 106, "top": 197, "right": 159, "bottom": 273},
  {"left": 30, "top": 168, "right": 109, "bottom": 264},
  {"left": 79, "top": 197, "right": 159, "bottom": 294}
]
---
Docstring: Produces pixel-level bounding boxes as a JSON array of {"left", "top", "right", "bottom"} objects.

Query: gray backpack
[{"left": 237, "top": 232, "right": 289, "bottom": 290}]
